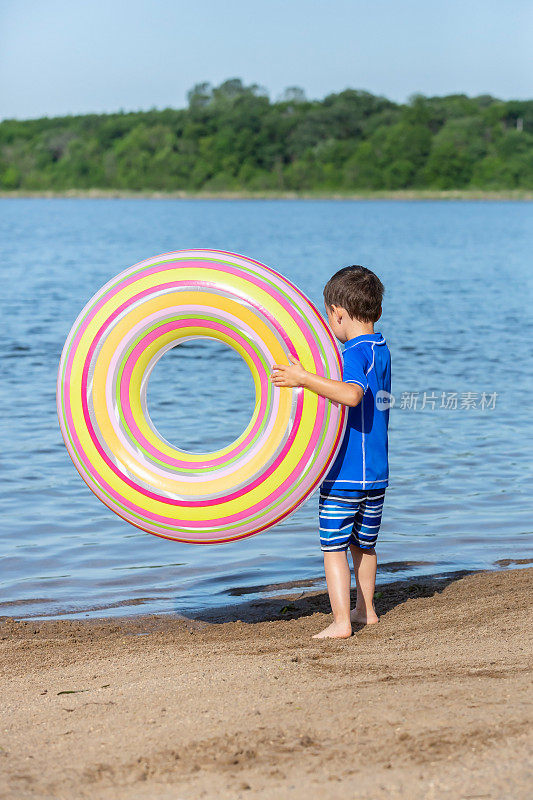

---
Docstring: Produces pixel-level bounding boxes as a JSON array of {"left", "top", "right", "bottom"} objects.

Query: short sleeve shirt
[{"left": 321, "top": 332, "right": 391, "bottom": 491}]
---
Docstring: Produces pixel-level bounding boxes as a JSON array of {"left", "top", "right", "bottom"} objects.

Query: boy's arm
[{"left": 271, "top": 354, "right": 363, "bottom": 408}]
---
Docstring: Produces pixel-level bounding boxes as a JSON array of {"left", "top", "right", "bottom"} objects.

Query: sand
[
  {"left": 1, "top": 189, "right": 532, "bottom": 201},
  {"left": 1, "top": 568, "right": 531, "bottom": 800}
]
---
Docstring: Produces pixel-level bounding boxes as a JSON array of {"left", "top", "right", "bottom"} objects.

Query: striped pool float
[{"left": 57, "top": 249, "right": 346, "bottom": 544}]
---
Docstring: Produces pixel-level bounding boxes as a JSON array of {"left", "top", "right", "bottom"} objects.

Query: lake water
[{"left": 1, "top": 198, "right": 532, "bottom": 620}]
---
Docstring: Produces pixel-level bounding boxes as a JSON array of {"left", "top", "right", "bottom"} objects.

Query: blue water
[{"left": 1, "top": 198, "right": 532, "bottom": 620}]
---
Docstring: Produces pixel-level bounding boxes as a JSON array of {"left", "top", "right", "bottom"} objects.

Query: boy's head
[{"left": 323, "top": 265, "right": 384, "bottom": 325}]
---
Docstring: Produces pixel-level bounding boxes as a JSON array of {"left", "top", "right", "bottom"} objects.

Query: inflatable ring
[{"left": 57, "top": 249, "right": 346, "bottom": 544}]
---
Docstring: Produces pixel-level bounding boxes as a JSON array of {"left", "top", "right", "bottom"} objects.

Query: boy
[{"left": 270, "top": 265, "right": 390, "bottom": 639}]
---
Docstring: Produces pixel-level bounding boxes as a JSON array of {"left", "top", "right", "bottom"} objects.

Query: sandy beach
[
  {"left": 1, "top": 189, "right": 532, "bottom": 201},
  {"left": 1, "top": 567, "right": 531, "bottom": 800}
]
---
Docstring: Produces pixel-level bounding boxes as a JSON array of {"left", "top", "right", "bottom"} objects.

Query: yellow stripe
[{"left": 69, "top": 274, "right": 322, "bottom": 521}]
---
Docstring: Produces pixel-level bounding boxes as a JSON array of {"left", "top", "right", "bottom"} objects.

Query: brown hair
[{"left": 323, "top": 265, "right": 384, "bottom": 323}]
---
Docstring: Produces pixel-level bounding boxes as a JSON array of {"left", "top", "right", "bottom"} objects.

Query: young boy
[{"left": 271, "top": 265, "right": 390, "bottom": 639}]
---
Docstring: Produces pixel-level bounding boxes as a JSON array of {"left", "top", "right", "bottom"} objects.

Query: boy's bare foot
[
  {"left": 312, "top": 621, "right": 352, "bottom": 639},
  {"left": 350, "top": 609, "right": 379, "bottom": 626}
]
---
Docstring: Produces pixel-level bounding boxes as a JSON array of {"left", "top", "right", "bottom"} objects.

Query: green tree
[
  {"left": 424, "top": 117, "right": 488, "bottom": 188},
  {"left": 0, "top": 81, "right": 530, "bottom": 192}
]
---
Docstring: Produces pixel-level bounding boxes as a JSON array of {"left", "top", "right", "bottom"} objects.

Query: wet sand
[{"left": 1, "top": 568, "right": 531, "bottom": 799}]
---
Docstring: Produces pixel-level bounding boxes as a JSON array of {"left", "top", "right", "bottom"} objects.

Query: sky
[{"left": 0, "top": 0, "right": 531, "bottom": 121}]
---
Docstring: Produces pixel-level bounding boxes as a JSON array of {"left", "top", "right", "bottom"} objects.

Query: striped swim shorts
[{"left": 318, "top": 486, "right": 386, "bottom": 552}]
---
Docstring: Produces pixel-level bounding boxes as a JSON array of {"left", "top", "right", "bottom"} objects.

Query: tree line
[{"left": 0, "top": 79, "right": 531, "bottom": 192}]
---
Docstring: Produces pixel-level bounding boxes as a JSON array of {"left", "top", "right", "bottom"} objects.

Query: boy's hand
[
  {"left": 271, "top": 354, "right": 308, "bottom": 388},
  {"left": 271, "top": 354, "right": 363, "bottom": 408}
]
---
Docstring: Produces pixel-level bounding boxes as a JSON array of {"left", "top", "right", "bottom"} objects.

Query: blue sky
[{"left": 0, "top": 0, "right": 531, "bottom": 120}]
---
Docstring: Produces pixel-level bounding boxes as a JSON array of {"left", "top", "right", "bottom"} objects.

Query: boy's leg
[
  {"left": 348, "top": 489, "right": 384, "bottom": 625},
  {"left": 312, "top": 550, "right": 352, "bottom": 639},
  {"left": 349, "top": 544, "right": 379, "bottom": 625}
]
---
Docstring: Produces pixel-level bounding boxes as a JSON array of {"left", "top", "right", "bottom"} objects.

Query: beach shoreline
[
  {"left": 1, "top": 567, "right": 531, "bottom": 799},
  {"left": 1, "top": 188, "right": 532, "bottom": 201},
  {"left": 3, "top": 561, "right": 529, "bottom": 622}
]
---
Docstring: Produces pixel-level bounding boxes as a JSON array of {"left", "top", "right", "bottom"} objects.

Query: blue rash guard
[{"left": 321, "top": 332, "right": 391, "bottom": 491}]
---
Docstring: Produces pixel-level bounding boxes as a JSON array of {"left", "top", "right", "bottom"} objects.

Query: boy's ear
[
  {"left": 375, "top": 307, "right": 382, "bottom": 322},
  {"left": 335, "top": 305, "right": 347, "bottom": 323}
]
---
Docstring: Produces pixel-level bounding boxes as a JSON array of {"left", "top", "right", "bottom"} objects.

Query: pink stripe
[
  {"left": 65, "top": 262, "right": 291, "bottom": 388},
  {"left": 72, "top": 391, "right": 342, "bottom": 541},
  {"left": 74, "top": 367, "right": 306, "bottom": 524},
  {"left": 65, "top": 258, "right": 326, "bottom": 396},
  {"left": 103, "top": 305, "right": 282, "bottom": 481},
  {"left": 84, "top": 410, "right": 344, "bottom": 543},
  {"left": 77, "top": 329, "right": 329, "bottom": 525},
  {"left": 206, "top": 249, "right": 343, "bottom": 375},
  {"left": 119, "top": 319, "right": 269, "bottom": 467},
  {"left": 67, "top": 273, "right": 324, "bottom": 492},
  {"left": 59, "top": 251, "right": 344, "bottom": 537},
  {"left": 67, "top": 292, "right": 326, "bottom": 521},
  {"left": 60, "top": 366, "right": 342, "bottom": 538}
]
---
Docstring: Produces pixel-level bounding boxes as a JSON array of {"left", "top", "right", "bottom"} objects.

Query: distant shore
[
  {"left": 1, "top": 567, "right": 531, "bottom": 799},
  {"left": 1, "top": 188, "right": 532, "bottom": 201}
]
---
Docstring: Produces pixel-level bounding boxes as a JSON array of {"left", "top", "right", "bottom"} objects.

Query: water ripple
[{"left": 1, "top": 198, "right": 532, "bottom": 619}]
